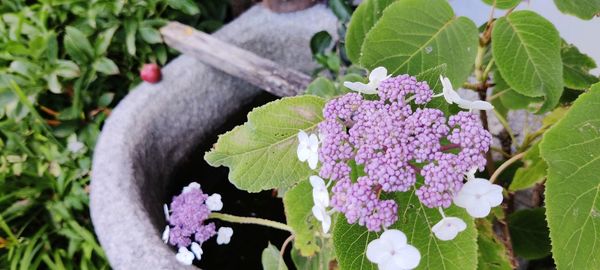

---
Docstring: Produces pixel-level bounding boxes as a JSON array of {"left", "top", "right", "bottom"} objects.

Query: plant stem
[
  {"left": 489, "top": 152, "right": 525, "bottom": 184},
  {"left": 208, "top": 213, "right": 293, "bottom": 233},
  {"left": 279, "top": 234, "right": 295, "bottom": 268}
]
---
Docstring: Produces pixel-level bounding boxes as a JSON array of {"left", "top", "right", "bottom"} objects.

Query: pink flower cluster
[{"left": 319, "top": 75, "right": 491, "bottom": 232}]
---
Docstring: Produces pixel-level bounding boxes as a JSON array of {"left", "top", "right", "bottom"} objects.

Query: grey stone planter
[{"left": 90, "top": 5, "right": 336, "bottom": 269}]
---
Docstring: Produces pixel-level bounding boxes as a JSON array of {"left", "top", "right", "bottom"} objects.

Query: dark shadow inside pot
[{"left": 139, "top": 92, "right": 292, "bottom": 269}]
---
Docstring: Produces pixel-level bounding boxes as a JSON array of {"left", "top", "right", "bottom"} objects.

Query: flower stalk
[{"left": 208, "top": 213, "right": 294, "bottom": 233}]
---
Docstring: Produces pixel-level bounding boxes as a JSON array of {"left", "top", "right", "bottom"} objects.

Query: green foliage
[
  {"left": 333, "top": 191, "right": 477, "bottom": 270},
  {"left": 205, "top": 96, "right": 326, "bottom": 192},
  {"left": 510, "top": 143, "right": 547, "bottom": 191},
  {"left": 416, "top": 64, "right": 450, "bottom": 113},
  {"left": 561, "top": 42, "right": 599, "bottom": 90},
  {"left": 261, "top": 243, "right": 288, "bottom": 270},
  {"left": 540, "top": 83, "right": 600, "bottom": 269},
  {"left": 476, "top": 219, "right": 512, "bottom": 270},
  {"left": 344, "top": 0, "right": 396, "bottom": 63},
  {"left": 284, "top": 180, "right": 321, "bottom": 256},
  {"left": 492, "top": 10, "right": 563, "bottom": 113},
  {"left": 359, "top": 0, "right": 478, "bottom": 86},
  {"left": 481, "top": 0, "right": 521, "bottom": 9},
  {"left": 0, "top": 0, "right": 229, "bottom": 268},
  {"left": 553, "top": 0, "right": 600, "bottom": 20},
  {"left": 493, "top": 71, "right": 543, "bottom": 111},
  {"left": 508, "top": 208, "right": 551, "bottom": 260},
  {"left": 291, "top": 240, "right": 336, "bottom": 270}
]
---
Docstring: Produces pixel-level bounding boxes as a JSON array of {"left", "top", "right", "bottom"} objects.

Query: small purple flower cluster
[
  {"left": 319, "top": 75, "right": 491, "bottom": 231},
  {"left": 168, "top": 188, "right": 217, "bottom": 247}
]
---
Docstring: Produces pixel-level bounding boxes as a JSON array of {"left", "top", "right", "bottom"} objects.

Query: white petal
[
  {"left": 393, "top": 245, "right": 421, "bottom": 269},
  {"left": 366, "top": 238, "right": 393, "bottom": 264},
  {"left": 380, "top": 229, "right": 408, "bottom": 247},
  {"left": 163, "top": 204, "right": 170, "bottom": 221},
  {"left": 322, "top": 213, "right": 331, "bottom": 233},
  {"left": 431, "top": 217, "right": 466, "bottom": 241},
  {"left": 466, "top": 203, "right": 492, "bottom": 218},
  {"left": 206, "top": 193, "right": 223, "bottom": 211},
  {"left": 460, "top": 178, "right": 492, "bottom": 195},
  {"left": 344, "top": 81, "right": 378, "bottom": 94},
  {"left": 190, "top": 242, "right": 203, "bottom": 260},
  {"left": 484, "top": 184, "right": 504, "bottom": 207},
  {"left": 470, "top": 100, "right": 494, "bottom": 110},
  {"left": 297, "top": 130, "right": 309, "bottom": 144},
  {"left": 308, "top": 134, "right": 319, "bottom": 148},
  {"left": 182, "top": 182, "right": 201, "bottom": 193},
  {"left": 440, "top": 76, "right": 461, "bottom": 104},
  {"left": 312, "top": 205, "right": 326, "bottom": 221},
  {"left": 297, "top": 147, "right": 310, "bottom": 162},
  {"left": 313, "top": 189, "right": 330, "bottom": 208},
  {"left": 175, "top": 247, "right": 194, "bottom": 265},
  {"left": 453, "top": 191, "right": 476, "bottom": 208},
  {"left": 216, "top": 227, "right": 233, "bottom": 245},
  {"left": 162, "top": 226, "right": 170, "bottom": 243},
  {"left": 379, "top": 259, "right": 401, "bottom": 270},
  {"left": 309, "top": 176, "right": 326, "bottom": 189},
  {"left": 307, "top": 153, "right": 319, "bottom": 170},
  {"left": 369, "top": 67, "right": 389, "bottom": 83}
]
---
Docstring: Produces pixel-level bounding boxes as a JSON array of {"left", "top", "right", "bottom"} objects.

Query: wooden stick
[{"left": 160, "top": 22, "right": 312, "bottom": 97}]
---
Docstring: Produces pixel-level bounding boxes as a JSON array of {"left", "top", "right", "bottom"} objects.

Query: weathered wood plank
[{"left": 160, "top": 21, "right": 312, "bottom": 97}]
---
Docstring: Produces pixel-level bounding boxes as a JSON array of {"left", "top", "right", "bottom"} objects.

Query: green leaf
[
  {"left": 360, "top": 0, "right": 479, "bottom": 86},
  {"left": 283, "top": 180, "right": 320, "bottom": 256},
  {"left": 139, "top": 27, "right": 163, "bottom": 44},
  {"left": 333, "top": 191, "right": 477, "bottom": 270},
  {"left": 261, "top": 243, "right": 288, "bottom": 270},
  {"left": 540, "top": 83, "right": 600, "bottom": 269},
  {"left": 491, "top": 10, "right": 563, "bottom": 113},
  {"left": 507, "top": 208, "right": 551, "bottom": 259},
  {"left": 46, "top": 73, "right": 62, "bottom": 94},
  {"left": 291, "top": 239, "right": 336, "bottom": 270},
  {"left": 345, "top": 0, "right": 396, "bottom": 64},
  {"left": 94, "top": 26, "right": 119, "bottom": 56},
  {"left": 494, "top": 70, "right": 543, "bottom": 110},
  {"left": 476, "top": 219, "right": 512, "bottom": 270},
  {"left": 98, "top": 93, "right": 115, "bottom": 108},
  {"left": 310, "top": 31, "right": 333, "bottom": 56},
  {"left": 305, "top": 77, "right": 344, "bottom": 100},
  {"left": 124, "top": 19, "right": 137, "bottom": 56},
  {"left": 481, "top": 0, "right": 521, "bottom": 9},
  {"left": 93, "top": 57, "right": 119, "bottom": 75},
  {"left": 561, "top": 42, "right": 599, "bottom": 90},
  {"left": 167, "top": 0, "right": 200, "bottom": 15},
  {"left": 416, "top": 64, "right": 449, "bottom": 113},
  {"left": 64, "top": 26, "right": 94, "bottom": 64},
  {"left": 205, "top": 96, "right": 325, "bottom": 192},
  {"left": 54, "top": 60, "right": 80, "bottom": 79},
  {"left": 328, "top": 0, "right": 352, "bottom": 21},
  {"left": 553, "top": 0, "right": 600, "bottom": 20},
  {"left": 510, "top": 142, "right": 547, "bottom": 191}
]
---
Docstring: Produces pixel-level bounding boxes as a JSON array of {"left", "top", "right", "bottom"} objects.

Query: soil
[{"left": 165, "top": 92, "right": 294, "bottom": 269}]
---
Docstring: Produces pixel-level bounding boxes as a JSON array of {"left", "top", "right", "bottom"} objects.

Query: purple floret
[{"left": 167, "top": 188, "right": 217, "bottom": 248}]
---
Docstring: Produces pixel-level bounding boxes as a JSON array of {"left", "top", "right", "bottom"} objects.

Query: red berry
[{"left": 140, "top": 63, "right": 162, "bottom": 83}]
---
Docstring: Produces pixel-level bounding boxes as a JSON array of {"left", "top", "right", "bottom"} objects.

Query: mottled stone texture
[{"left": 90, "top": 5, "right": 336, "bottom": 269}]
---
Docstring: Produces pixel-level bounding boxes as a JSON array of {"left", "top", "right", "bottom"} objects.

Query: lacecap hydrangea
[{"left": 318, "top": 74, "right": 492, "bottom": 232}]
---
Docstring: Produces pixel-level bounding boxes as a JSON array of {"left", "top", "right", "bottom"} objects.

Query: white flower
[
  {"left": 162, "top": 225, "right": 170, "bottom": 243},
  {"left": 343, "top": 66, "right": 390, "bottom": 94},
  {"left": 190, "top": 242, "right": 203, "bottom": 260},
  {"left": 436, "top": 76, "right": 494, "bottom": 111},
  {"left": 297, "top": 130, "right": 319, "bottom": 170},
  {"left": 216, "top": 227, "right": 233, "bottom": 245},
  {"left": 163, "top": 204, "right": 170, "bottom": 221},
  {"left": 453, "top": 178, "right": 503, "bottom": 218},
  {"left": 311, "top": 205, "right": 332, "bottom": 233},
  {"left": 182, "top": 182, "right": 201, "bottom": 193},
  {"left": 432, "top": 217, "right": 467, "bottom": 241},
  {"left": 206, "top": 193, "right": 223, "bottom": 211},
  {"left": 67, "top": 135, "right": 85, "bottom": 153},
  {"left": 366, "top": 229, "right": 421, "bottom": 270},
  {"left": 309, "top": 176, "right": 330, "bottom": 208},
  {"left": 175, "top": 247, "right": 194, "bottom": 265}
]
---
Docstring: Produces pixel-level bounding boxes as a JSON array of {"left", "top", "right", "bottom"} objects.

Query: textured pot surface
[{"left": 89, "top": 5, "right": 336, "bottom": 269}]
